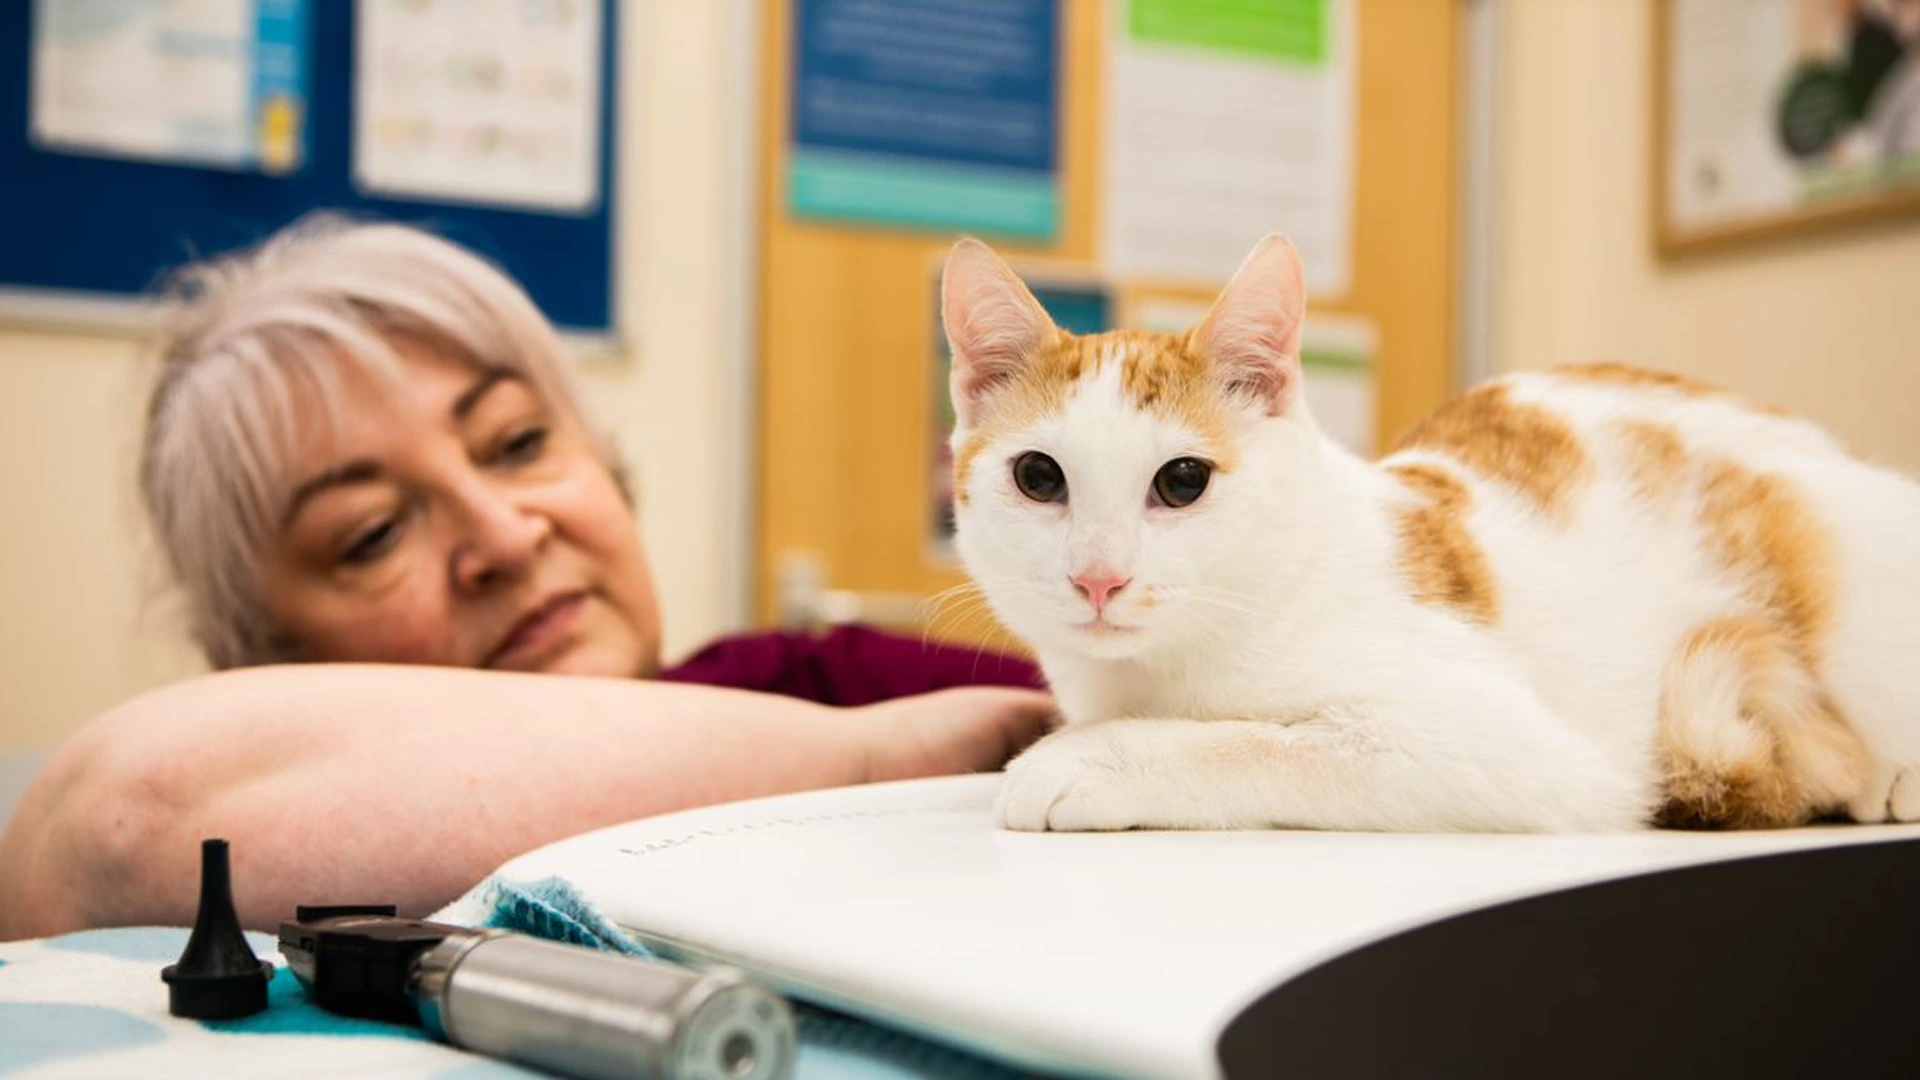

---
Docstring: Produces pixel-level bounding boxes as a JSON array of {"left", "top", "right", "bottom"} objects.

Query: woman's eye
[
  {"left": 1152, "top": 457, "right": 1212, "bottom": 508},
  {"left": 1012, "top": 451, "right": 1067, "bottom": 504},
  {"left": 340, "top": 519, "right": 401, "bottom": 566},
  {"left": 494, "top": 427, "right": 550, "bottom": 466}
]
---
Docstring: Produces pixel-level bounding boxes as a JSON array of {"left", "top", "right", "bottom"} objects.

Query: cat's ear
[
  {"left": 942, "top": 238, "right": 1056, "bottom": 425},
  {"left": 1192, "top": 234, "right": 1306, "bottom": 417}
]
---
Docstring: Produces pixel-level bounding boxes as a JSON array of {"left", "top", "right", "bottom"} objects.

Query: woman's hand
[{"left": 851, "top": 687, "right": 1058, "bottom": 783}]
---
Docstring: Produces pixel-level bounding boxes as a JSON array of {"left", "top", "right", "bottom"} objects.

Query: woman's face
[{"left": 257, "top": 345, "right": 662, "bottom": 677}]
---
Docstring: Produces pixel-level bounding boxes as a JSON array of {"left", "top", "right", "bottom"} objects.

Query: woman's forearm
[{"left": 0, "top": 665, "right": 877, "bottom": 938}]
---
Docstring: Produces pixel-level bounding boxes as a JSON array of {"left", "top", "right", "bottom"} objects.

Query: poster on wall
[
  {"left": 30, "top": 0, "right": 309, "bottom": 174},
  {"left": 1131, "top": 298, "right": 1379, "bottom": 458},
  {"left": 353, "top": 0, "right": 603, "bottom": 214},
  {"left": 1658, "top": 0, "right": 1920, "bottom": 254},
  {"left": 790, "top": 0, "right": 1061, "bottom": 240},
  {"left": 1103, "top": 0, "right": 1355, "bottom": 294},
  {"left": 930, "top": 277, "right": 1110, "bottom": 556}
]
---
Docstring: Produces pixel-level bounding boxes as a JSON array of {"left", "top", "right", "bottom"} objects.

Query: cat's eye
[
  {"left": 1012, "top": 451, "right": 1067, "bottom": 504},
  {"left": 1152, "top": 458, "right": 1212, "bottom": 508}
]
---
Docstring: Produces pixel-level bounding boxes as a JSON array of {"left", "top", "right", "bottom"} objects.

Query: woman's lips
[{"left": 486, "top": 591, "right": 588, "bottom": 669}]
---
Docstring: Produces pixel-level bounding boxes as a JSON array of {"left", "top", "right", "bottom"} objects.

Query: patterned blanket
[{"left": 0, "top": 906, "right": 1031, "bottom": 1079}]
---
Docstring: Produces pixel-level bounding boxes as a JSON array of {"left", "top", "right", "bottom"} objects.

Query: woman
[{"left": 0, "top": 218, "right": 1050, "bottom": 939}]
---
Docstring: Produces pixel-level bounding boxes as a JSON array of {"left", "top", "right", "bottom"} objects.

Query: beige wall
[
  {"left": 1494, "top": 0, "right": 1920, "bottom": 472},
  {"left": 0, "top": 1, "right": 755, "bottom": 751},
  {"left": 0, "top": 332, "right": 205, "bottom": 750}
]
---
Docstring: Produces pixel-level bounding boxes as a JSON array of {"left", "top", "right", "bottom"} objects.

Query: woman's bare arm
[{"left": 0, "top": 665, "right": 1052, "bottom": 939}]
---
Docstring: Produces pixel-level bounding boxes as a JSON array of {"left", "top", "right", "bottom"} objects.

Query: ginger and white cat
[{"left": 942, "top": 234, "right": 1920, "bottom": 833}]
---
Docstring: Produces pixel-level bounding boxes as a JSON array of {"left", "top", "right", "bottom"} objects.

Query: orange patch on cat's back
[
  {"left": 1694, "top": 458, "right": 1835, "bottom": 663},
  {"left": 1386, "top": 463, "right": 1499, "bottom": 624},
  {"left": 1610, "top": 420, "right": 1690, "bottom": 507},
  {"left": 1394, "top": 384, "right": 1590, "bottom": 519}
]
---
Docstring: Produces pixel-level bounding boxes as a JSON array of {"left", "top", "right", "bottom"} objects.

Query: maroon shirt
[{"left": 659, "top": 624, "right": 1045, "bottom": 706}]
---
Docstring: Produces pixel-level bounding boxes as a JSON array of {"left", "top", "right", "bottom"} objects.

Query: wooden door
[{"left": 754, "top": 0, "right": 1461, "bottom": 642}]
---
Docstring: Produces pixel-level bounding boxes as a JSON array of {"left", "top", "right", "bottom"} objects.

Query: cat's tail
[{"left": 1654, "top": 617, "right": 1868, "bottom": 828}]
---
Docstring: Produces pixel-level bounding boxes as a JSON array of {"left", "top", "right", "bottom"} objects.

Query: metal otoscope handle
[
  {"left": 277, "top": 906, "right": 796, "bottom": 1080},
  {"left": 409, "top": 930, "right": 796, "bottom": 1080}
]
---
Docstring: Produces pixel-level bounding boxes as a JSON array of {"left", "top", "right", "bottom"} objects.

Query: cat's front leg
[
  {"left": 996, "top": 670, "right": 1652, "bottom": 832},
  {"left": 998, "top": 714, "right": 1425, "bottom": 831},
  {"left": 996, "top": 718, "right": 1304, "bottom": 831}
]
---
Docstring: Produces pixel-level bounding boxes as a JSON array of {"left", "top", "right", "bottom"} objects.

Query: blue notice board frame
[{"left": 0, "top": 2, "right": 619, "bottom": 336}]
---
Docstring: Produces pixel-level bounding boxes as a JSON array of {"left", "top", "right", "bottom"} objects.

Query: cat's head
[{"left": 943, "top": 235, "right": 1322, "bottom": 663}]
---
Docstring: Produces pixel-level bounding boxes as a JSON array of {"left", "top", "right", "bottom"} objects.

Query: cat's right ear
[{"left": 942, "top": 238, "right": 1055, "bottom": 426}]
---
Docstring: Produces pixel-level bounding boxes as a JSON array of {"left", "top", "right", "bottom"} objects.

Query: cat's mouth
[{"left": 1072, "top": 618, "right": 1142, "bottom": 637}]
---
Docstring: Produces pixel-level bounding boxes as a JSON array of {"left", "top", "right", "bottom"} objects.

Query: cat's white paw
[
  {"left": 1846, "top": 762, "right": 1920, "bottom": 823},
  {"left": 1889, "top": 768, "right": 1920, "bottom": 822},
  {"left": 995, "top": 726, "right": 1163, "bottom": 832}
]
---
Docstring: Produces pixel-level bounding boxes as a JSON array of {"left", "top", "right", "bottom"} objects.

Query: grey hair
[{"left": 140, "top": 214, "right": 615, "bottom": 669}]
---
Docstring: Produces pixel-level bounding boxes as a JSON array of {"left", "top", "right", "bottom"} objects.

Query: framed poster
[
  {"left": 1655, "top": 0, "right": 1920, "bottom": 256},
  {"left": 1104, "top": 0, "right": 1355, "bottom": 293},
  {"left": 31, "top": 0, "right": 308, "bottom": 174},
  {"left": 788, "top": 0, "right": 1060, "bottom": 240},
  {"left": 354, "top": 0, "right": 604, "bottom": 214}
]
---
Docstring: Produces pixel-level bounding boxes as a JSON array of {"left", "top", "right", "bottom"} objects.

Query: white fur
[{"left": 944, "top": 240, "right": 1920, "bottom": 834}]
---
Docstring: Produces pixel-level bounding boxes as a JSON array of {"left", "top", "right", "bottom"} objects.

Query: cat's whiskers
[
  {"left": 923, "top": 593, "right": 1029, "bottom": 680},
  {"left": 920, "top": 583, "right": 1031, "bottom": 675},
  {"left": 923, "top": 595, "right": 992, "bottom": 646},
  {"left": 919, "top": 582, "right": 984, "bottom": 630},
  {"left": 919, "top": 580, "right": 1012, "bottom": 646},
  {"left": 1166, "top": 584, "right": 1275, "bottom": 623}
]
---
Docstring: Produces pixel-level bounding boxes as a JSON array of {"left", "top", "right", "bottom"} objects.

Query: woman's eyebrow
[
  {"left": 282, "top": 460, "right": 383, "bottom": 528},
  {"left": 452, "top": 369, "right": 521, "bottom": 421}
]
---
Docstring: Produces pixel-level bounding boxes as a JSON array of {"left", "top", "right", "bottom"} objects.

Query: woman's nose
[{"left": 450, "top": 485, "right": 552, "bottom": 593}]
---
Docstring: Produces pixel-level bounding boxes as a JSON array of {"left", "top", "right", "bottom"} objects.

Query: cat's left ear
[{"left": 1192, "top": 234, "right": 1306, "bottom": 417}]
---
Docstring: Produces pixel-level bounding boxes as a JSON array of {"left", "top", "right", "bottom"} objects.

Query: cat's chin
[{"left": 1056, "top": 621, "right": 1156, "bottom": 661}]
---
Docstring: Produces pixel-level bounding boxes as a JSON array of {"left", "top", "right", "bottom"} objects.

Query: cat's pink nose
[{"left": 1071, "top": 571, "right": 1132, "bottom": 614}]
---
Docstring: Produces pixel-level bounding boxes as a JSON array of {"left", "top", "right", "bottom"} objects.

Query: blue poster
[{"left": 789, "top": 0, "right": 1060, "bottom": 240}]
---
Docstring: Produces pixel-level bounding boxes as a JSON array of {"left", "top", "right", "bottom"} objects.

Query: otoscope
[{"left": 162, "top": 840, "right": 796, "bottom": 1080}]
